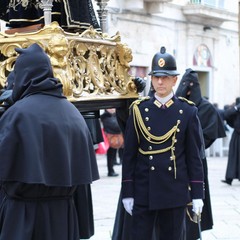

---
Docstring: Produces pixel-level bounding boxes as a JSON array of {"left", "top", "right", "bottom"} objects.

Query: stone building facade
[{"left": 106, "top": 0, "right": 239, "bottom": 107}]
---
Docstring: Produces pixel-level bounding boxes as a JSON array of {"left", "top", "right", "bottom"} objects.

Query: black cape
[{"left": 176, "top": 68, "right": 226, "bottom": 239}]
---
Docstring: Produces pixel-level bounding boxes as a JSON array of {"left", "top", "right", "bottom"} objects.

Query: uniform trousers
[{"left": 132, "top": 204, "right": 185, "bottom": 240}]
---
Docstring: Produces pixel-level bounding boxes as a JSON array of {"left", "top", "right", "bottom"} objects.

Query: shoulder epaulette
[
  {"left": 178, "top": 96, "right": 195, "bottom": 106},
  {"left": 129, "top": 96, "right": 150, "bottom": 109}
]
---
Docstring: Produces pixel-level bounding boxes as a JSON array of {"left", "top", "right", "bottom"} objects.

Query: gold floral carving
[{"left": 0, "top": 22, "right": 138, "bottom": 102}]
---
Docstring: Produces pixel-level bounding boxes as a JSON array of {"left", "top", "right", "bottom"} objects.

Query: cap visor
[{"left": 149, "top": 71, "right": 179, "bottom": 76}]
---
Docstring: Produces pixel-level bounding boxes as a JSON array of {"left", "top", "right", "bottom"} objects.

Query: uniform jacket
[{"left": 122, "top": 96, "right": 204, "bottom": 210}]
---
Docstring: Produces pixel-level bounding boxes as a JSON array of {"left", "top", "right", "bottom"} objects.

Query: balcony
[
  {"left": 123, "top": 0, "right": 173, "bottom": 13},
  {"left": 182, "top": 0, "right": 238, "bottom": 27},
  {"left": 144, "top": 0, "right": 173, "bottom": 13}
]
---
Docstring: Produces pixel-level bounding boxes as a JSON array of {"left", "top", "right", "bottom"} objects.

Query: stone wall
[{"left": 106, "top": 0, "right": 239, "bottom": 107}]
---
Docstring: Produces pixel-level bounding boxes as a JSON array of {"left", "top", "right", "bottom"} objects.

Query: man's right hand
[
  {"left": 122, "top": 197, "right": 134, "bottom": 215},
  {"left": 133, "top": 77, "right": 146, "bottom": 93}
]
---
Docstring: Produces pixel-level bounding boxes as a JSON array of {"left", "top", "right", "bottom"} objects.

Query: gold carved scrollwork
[
  {"left": 47, "top": 34, "right": 74, "bottom": 97},
  {"left": 0, "top": 22, "right": 139, "bottom": 102}
]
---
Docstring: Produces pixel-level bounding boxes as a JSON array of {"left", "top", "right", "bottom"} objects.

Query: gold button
[
  {"left": 145, "top": 117, "right": 149, "bottom": 121},
  {"left": 147, "top": 126, "right": 151, "bottom": 131},
  {"left": 149, "top": 155, "right": 153, "bottom": 160},
  {"left": 168, "top": 166, "right": 172, "bottom": 171},
  {"left": 179, "top": 110, "right": 183, "bottom": 114},
  {"left": 145, "top": 108, "right": 149, "bottom": 112},
  {"left": 150, "top": 166, "right": 155, "bottom": 171},
  {"left": 177, "top": 128, "right": 180, "bottom": 132},
  {"left": 148, "top": 146, "right": 152, "bottom": 150}
]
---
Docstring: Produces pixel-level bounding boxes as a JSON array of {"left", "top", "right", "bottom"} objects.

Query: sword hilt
[{"left": 193, "top": 212, "right": 201, "bottom": 223}]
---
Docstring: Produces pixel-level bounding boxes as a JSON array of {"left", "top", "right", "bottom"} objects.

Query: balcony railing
[{"left": 190, "top": 0, "right": 225, "bottom": 9}]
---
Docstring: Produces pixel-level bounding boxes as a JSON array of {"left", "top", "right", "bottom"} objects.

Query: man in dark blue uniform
[{"left": 121, "top": 47, "right": 205, "bottom": 239}]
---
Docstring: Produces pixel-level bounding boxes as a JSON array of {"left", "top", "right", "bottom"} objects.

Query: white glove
[
  {"left": 122, "top": 198, "right": 134, "bottom": 215},
  {"left": 192, "top": 199, "right": 204, "bottom": 215}
]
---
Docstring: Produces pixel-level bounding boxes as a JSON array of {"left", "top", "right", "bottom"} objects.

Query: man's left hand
[{"left": 192, "top": 199, "right": 204, "bottom": 215}]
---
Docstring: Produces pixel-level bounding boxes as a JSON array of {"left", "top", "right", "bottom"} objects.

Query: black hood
[
  {"left": 12, "top": 43, "right": 64, "bottom": 102},
  {"left": 175, "top": 68, "right": 202, "bottom": 106}
]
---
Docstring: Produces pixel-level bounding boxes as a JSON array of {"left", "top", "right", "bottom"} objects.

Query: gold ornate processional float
[{"left": 0, "top": 1, "right": 139, "bottom": 111}]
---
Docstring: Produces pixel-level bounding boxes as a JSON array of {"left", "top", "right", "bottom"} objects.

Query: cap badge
[{"left": 158, "top": 58, "right": 165, "bottom": 67}]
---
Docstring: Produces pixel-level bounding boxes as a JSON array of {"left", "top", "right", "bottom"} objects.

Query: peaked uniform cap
[{"left": 148, "top": 46, "right": 179, "bottom": 76}]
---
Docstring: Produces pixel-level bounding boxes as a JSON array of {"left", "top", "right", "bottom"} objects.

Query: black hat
[{"left": 148, "top": 47, "right": 179, "bottom": 76}]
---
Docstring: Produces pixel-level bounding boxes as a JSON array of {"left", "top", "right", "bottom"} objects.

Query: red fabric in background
[{"left": 95, "top": 129, "right": 109, "bottom": 154}]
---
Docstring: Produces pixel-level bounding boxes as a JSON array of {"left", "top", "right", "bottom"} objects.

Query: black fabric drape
[{"left": 0, "top": 0, "right": 101, "bottom": 31}]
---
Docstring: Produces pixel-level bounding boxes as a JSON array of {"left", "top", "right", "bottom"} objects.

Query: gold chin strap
[{"left": 132, "top": 102, "right": 180, "bottom": 179}]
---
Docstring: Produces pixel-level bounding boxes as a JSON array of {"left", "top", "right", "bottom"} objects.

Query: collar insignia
[
  {"left": 165, "top": 99, "right": 174, "bottom": 108},
  {"left": 154, "top": 100, "right": 162, "bottom": 108}
]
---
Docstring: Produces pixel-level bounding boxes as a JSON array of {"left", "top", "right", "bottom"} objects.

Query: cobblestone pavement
[{"left": 88, "top": 154, "right": 240, "bottom": 240}]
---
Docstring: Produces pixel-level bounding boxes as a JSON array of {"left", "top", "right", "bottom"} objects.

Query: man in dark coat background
[
  {"left": 175, "top": 68, "right": 226, "bottom": 240},
  {"left": 221, "top": 97, "right": 240, "bottom": 185},
  {"left": 100, "top": 108, "right": 123, "bottom": 177},
  {"left": 0, "top": 43, "right": 99, "bottom": 240}
]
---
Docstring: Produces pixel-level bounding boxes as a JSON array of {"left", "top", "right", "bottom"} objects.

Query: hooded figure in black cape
[
  {"left": 0, "top": 43, "right": 99, "bottom": 240},
  {"left": 175, "top": 68, "right": 226, "bottom": 240}
]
